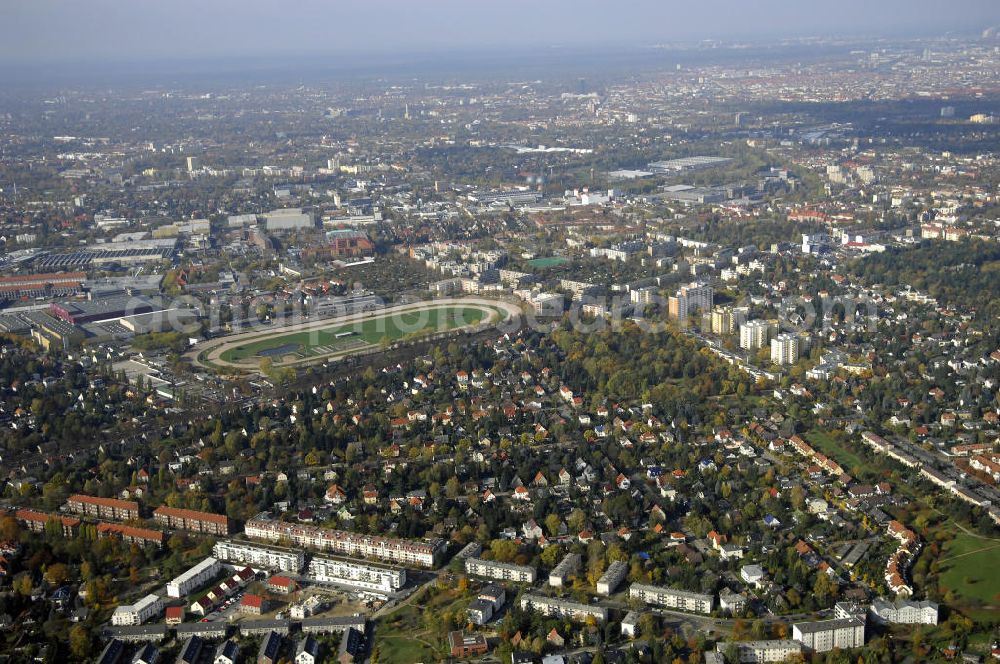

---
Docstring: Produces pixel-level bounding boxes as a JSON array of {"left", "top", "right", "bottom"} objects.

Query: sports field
[
  {"left": 191, "top": 297, "right": 521, "bottom": 372},
  {"left": 527, "top": 256, "right": 569, "bottom": 268},
  {"left": 219, "top": 305, "right": 488, "bottom": 363}
]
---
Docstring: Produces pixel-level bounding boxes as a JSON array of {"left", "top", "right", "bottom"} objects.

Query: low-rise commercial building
[
  {"left": 264, "top": 208, "right": 314, "bottom": 232},
  {"left": 28, "top": 312, "right": 86, "bottom": 350},
  {"left": 449, "top": 630, "right": 488, "bottom": 657}
]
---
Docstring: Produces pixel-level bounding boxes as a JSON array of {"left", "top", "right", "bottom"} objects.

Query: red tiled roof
[
  {"left": 15, "top": 509, "right": 80, "bottom": 528},
  {"left": 96, "top": 522, "right": 164, "bottom": 543},
  {"left": 241, "top": 594, "right": 263, "bottom": 608},
  {"left": 68, "top": 494, "right": 139, "bottom": 511},
  {"left": 153, "top": 506, "right": 228, "bottom": 525}
]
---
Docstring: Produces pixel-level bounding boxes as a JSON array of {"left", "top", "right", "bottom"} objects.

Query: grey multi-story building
[
  {"left": 716, "top": 640, "right": 803, "bottom": 663},
  {"left": 869, "top": 598, "right": 938, "bottom": 625},
  {"left": 212, "top": 540, "right": 304, "bottom": 573},
  {"left": 792, "top": 616, "right": 866, "bottom": 653},
  {"left": 464, "top": 557, "right": 536, "bottom": 583},
  {"left": 596, "top": 560, "right": 629, "bottom": 595},
  {"left": 306, "top": 556, "right": 406, "bottom": 594},
  {"left": 628, "top": 584, "right": 714, "bottom": 614},
  {"left": 519, "top": 594, "right": 608, "bottom": 623},
  {"left": 548, "top": 553, "right": 581, "bottom": 587}
]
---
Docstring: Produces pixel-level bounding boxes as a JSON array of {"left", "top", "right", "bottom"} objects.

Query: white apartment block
[
  {"left": 167, "top": 557, "right": 222, "bottom": 598},
  {"left": 621, "top": 611, "right": 640, "bottom": 638},
  {"left": 596, "top": 560, "right": 629, "bottom": 595},
  {"left": 111, "top": 594, "right": 164, "bottom": 626},
  {"left": 669, "top": 283, "right": 713, "bottom": 321},
  {"left": 520, "top": 593, "right": 608, "bottom": 623},
  {"left": 869, "top": 598, "right": 938, "bottom": 625},
  {"left": 710, "top": 306, "right": 747, "bottom": 336},
  {"left": 770, "top": 333, "right": 801, "bottom": 365},
  {"left": 630, "top": 286, "right": 658, "bottom": 306},
  {"left": 213, "top": 539, "right": 305, "bottom": 573},
  {"left": 548, "top": 553, "right": 581, "bottom": 587},
  {"left": 740, "top": 320, "right": 773, "bottom": 351},
  {"left": 740, "top": 564, "right": 766, "bottom": 588},
  {"left": 306, "top": 556, "right": 406, "bottom": 594},
  {"left": 529, "top": 292, "right": 565, "bottom": 316},
  {"left": 628, "top": 583, "right": 714, "bottom": 614},
  {"left": 464, "top": 557, "right": 536, "bottom": 583},
  {"left": 245, "top": 514, "right": 443, "bottom": 568},
  {"left": 792, "top": 617, "right": 866, "bottom": 653},
  {"left": 717, "top": 640, "right": 803, "bottom": 663}
]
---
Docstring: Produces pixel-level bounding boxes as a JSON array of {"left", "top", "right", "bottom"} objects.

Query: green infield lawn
[{"left": 220, "top": 305, "right": 492, "bottom": 363}]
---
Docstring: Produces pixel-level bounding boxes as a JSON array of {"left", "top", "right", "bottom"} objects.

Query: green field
[
  {"left": 937, "top": 531, "right": 1000, "bottom": 621},
  {"left": 375, "top": 586, "right": 470, "bottom": 664},
  {"left": 219, "top": 305, "right": 491, "bottom": 363},
  {"left": 527, "top": 256, "right": 569, "bottom": 268},
  {"left": 805, "top": 429, "right": 869, "bottom": 476}
]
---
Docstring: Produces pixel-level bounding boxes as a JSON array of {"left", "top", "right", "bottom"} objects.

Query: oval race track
[{"left": 189, "top": 297, "right": 523, "bottom": 373}]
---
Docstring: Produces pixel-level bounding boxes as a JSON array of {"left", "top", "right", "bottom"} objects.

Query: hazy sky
[{"left": 4, "top": 0, "right": 999, "bottom": 65}]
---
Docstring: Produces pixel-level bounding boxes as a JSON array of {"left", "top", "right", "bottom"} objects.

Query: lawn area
[
  {"left": 375, "top": 585, "right": 472, "bottom": 664},
  {"left": 936, "top": 530, "right": 1000, "bottom": 622},
  {"left": 804, "top": 428, "right": 868, "bottom": 476},
  {"left": 220, "top": 305, "right": 490, "bottom": 363},
  {"left": 527, "top": 256, "right": 569, "bottom": 268}
]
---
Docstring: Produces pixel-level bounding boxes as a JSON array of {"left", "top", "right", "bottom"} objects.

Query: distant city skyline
[{"left": 3, "top": 0, "right": 998, "bottom": 67}]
